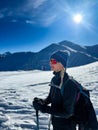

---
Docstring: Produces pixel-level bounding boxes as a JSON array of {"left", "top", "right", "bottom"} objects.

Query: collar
[{"left": 53, "top": 71, "right": 69, "bottom": 81}]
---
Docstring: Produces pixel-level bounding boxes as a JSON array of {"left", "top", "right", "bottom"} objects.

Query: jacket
[{"left": 44, "top": 71, "right": 78, "bottom": 119}]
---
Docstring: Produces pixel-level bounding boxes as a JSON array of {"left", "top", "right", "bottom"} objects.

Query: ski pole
[
  {"left": 36, "top": 110, "right": 39, "bottom": 130},
  {"left": 48, "top": 115, "right": 51, "bottom": 130}
]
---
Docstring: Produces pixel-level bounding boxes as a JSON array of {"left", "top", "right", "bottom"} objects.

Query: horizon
[{"left": 0, "top": 0, "right": 98, "bottom": 53}]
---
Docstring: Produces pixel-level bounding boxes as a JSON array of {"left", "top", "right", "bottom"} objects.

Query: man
[{"left": 33, "top": 50, "right": 77, "bottom": 130}]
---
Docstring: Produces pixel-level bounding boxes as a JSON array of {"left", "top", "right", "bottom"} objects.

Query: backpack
[{"left": 61, "top": 78, "right": 98, "bottom": 130}]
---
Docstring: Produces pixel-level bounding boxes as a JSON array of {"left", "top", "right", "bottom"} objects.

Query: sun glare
[{"left": 73, "top": 14, "right": 83, "bottom": 24}]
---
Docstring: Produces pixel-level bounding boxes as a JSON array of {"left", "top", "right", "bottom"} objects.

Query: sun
[{"left": 73, "top": 14, "right": 83, "bottom": 24}]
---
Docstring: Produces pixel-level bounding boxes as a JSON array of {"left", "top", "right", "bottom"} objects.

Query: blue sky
[{"left": 0, "top": 0, "right": 98, "bottom": 53}]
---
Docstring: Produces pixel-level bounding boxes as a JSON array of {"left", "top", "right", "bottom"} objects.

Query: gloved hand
[
  {"left": 33, "top": 97, "right": 52, "bottom": 114},
  {"left": 33, "top": 97, "right": 45, "bottom": 105},
  {"left": 33, "top": 100, "right": 46, "bottom": 112},
  {"left": 33, "top": 97, "right": 45, "bottom": 111}
]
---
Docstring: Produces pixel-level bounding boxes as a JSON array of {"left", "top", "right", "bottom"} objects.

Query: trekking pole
[
  {"left": 36, "top": 110, "right": 39, "bottom": 130},
  {"left": 48, "top": 115, "right": 51, "bottom": 130}
]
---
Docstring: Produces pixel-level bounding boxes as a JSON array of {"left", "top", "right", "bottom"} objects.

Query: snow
[
  {"left": 0, "top": 61, "right": 98, "bottom": 129},
  {"left": 60, "top": 45, "right": 77, "bottom": 52}
]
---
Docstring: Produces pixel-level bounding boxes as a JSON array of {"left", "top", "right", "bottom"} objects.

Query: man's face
[{"left": 50, "top": 59, "right": 64, "bottom": 72}]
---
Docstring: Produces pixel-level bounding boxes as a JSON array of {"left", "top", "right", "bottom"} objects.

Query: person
[{"left": 33, "top": 50, "right": 79, "bottom": 130}]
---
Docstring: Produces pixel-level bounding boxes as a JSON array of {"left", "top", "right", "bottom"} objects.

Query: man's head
[{"left": 50, "top": 50, "right": 70, "bottom": 72}]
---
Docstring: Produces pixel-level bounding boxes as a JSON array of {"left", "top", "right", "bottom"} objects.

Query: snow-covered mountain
[
  {"left": 0, "top": 61, "right": 98, "bottom": 129},
  {"left": 0, "top": 40, "right": 98, "bottom": 71}
]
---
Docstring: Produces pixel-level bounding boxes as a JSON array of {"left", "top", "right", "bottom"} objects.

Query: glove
[
  {"left": 33, "top": 97, "right": 45, "bottom": 111},
  {"left": 33, "top": 97, "right": 52, "bottom": 113},
  {"left": 33, "top": 100, "right": 46, "bottom": 112},
  {"left": 33, "top": 100, "right": 41, "bottom": 111},
  {"left": 33, "top": 97, "right": 45, "bottom": 105}
]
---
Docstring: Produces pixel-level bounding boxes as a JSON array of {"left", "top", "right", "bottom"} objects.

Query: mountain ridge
[{"left": 0, "top": 40, "right": 98, "bottom": 71}]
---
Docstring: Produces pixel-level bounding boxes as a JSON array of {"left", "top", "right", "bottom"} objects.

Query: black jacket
[{"left": 44, "top": 71, "right": 78, "bottom": 119}]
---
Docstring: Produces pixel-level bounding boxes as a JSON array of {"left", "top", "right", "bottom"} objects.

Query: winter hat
[{"left": 50, "top": 50, "right": 70, "bottom": 68}]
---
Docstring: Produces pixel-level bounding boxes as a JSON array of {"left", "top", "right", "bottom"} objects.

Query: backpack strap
[
  {"left": 61, "top": 77, "right": 81, "bottom": 103},
  {"left": 61, "top": 77, "right": 70, "bottom": 96},
  {"left": 71, "top": 79, "right": 90, "bottom": 99},
  {"left": 61, "top": 77, "right": 90, "bottom": 101}
]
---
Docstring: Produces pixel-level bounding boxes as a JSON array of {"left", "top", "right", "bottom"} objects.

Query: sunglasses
[{"left": 50, "top": 59, "right": 58, "bottom": 64}]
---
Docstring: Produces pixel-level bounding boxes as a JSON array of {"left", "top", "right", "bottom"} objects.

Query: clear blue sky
[{"left": 0, "top": 0, "right": 98, "bottom": 53}]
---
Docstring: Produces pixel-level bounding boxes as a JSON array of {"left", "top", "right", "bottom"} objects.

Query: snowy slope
[{"left": 0, "top": 62, "right": 98, "bottom": 129}]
